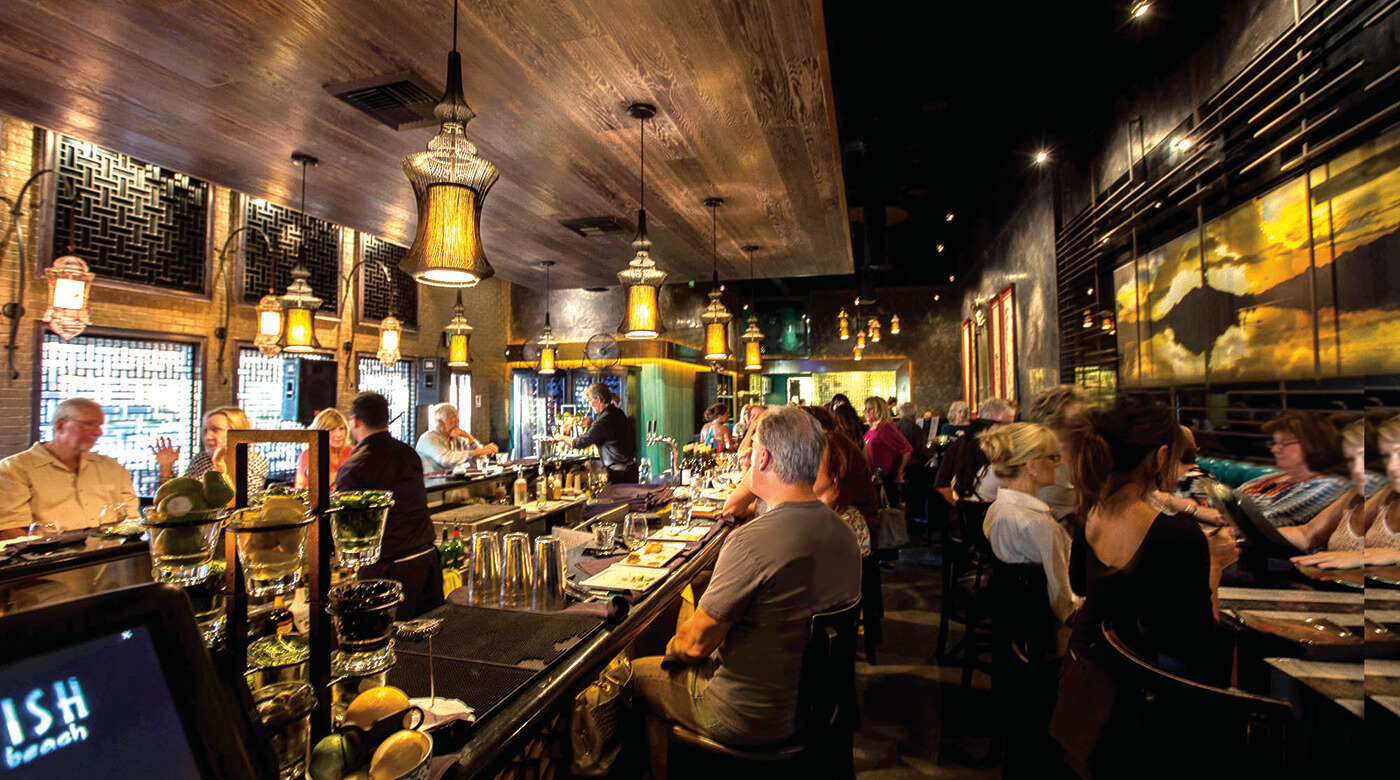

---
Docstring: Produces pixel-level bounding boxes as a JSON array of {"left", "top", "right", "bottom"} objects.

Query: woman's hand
[
  {"left": 1365, "top": 547, "right": 1400, "bottom": 567},
  {"left": 152, "top": 437, "right": 181, "bottom": 476},
  {"left": 1205, "top": 526, "right": 1240, "bottom": 571},
  {"left": 1291, "top": 550, "right": 1365, "bottom": 569}
]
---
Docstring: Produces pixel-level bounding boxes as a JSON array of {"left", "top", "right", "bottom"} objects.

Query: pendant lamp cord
[
  {"left": 452, "top": 0, "right": 458, "bottom": 52},
  {"left": 639, "top": 117, "right": 645, "bottom": 213},
  {"left": 710, "top": 201, "right": 718, "bottom": 282}
]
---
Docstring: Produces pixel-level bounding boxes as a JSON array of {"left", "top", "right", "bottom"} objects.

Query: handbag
[
  {"left": 873, "top": 481, "right": 909, "bottom": 550},
  {"left": 569, "top": 655, "right": 632, "bottom": 776}
]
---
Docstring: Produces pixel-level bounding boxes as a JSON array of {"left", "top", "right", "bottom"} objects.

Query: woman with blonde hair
[
  {"left": 863, "top": 396, "right": 912, "bottom": 502},
  {"left": 980, "top": 422, "right": 1080, "bottom": 637},
  {"left": 295, "top": 408, "right": 353, "bottom": 489},
  {"left": 154, "top": 406, "right": 268, "bottom": 495}
]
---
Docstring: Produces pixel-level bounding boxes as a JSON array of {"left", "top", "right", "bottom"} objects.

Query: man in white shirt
[
  {"left": 0, "top": 398, "right": 139, "bottom": 537},
  {"left": 415, "top": 403, "right": 497, "bottom": 473}
]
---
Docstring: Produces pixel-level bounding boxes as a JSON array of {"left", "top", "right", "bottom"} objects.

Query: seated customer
[
  {"left": 631, "top": 407, "right": 861, "bottom": 775},
  {"left": 295, "top": 408, "right": 354, "bottom": 489},
  {"left": 1293, "top": 415, "right": 1400, "bottom": 569},
  {"left": 1024, "top": 384, "right": 1090, "bottom": 524},
  {"left": 980, "top": 422, "right": 1080, "bottom": 648},
  {"left": 700, "top": 403, "right": 733, "bottom": 452},
  {"left": 934, "top": 396, "right": 1017, "bottom": 505},
  {"left": 0, "top": 398, "right": 139, "bottom": 537},
  {"left": 415, "top": 403, "right": 497, "bottom": 473},
  {"left": 155, "top": 407, "right": 268, "bottom": 496},
  {"left": 939, "top": 400, "right": 971, "bottom": 438},
  {"left": 1237, "top": 410, "right": 1351, "bottom": 528},
  {"left": 337, "top": 392, "right": 442, "bottom": 619}
]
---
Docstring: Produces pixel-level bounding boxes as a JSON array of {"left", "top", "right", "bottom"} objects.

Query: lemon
[
  {"left": 369, "top": 730, "right": 430, "bottom": 780},
  {"left": 309, "top": 733, "right": 353, "bottom": 780},
  {"left": 344, "top": 686, "right": 410, "bottom": 730},
  {"left": 260, "top": 495, "right": 308, "bottom": 525}
]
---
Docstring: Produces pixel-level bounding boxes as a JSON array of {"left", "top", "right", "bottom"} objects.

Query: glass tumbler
[
  {"left": 593, "top": 521, "right": 618, "bottom": 551},
  {"left": 229, "top": 509, "right": 314, "bottom": 597},
  {"left": 253, "top": 683, "right": 316, "bottom": 780},
  {"left": 532, "top": 536, "right": 566, "bottom": 611},
  {"left": 327, "top": 492, "right": 393, "bottom": 569},
  {"left": 468, "top": 531, "right": 502, "bottom": 606},
  {"left": 141, "top": 507, "right": 229, "bottom": 585},
  {"left": 500, "top": 532, "right": 533, "bottom": 609},
  {"left": 326, "top": 579, "right": 403, "bottom": 673}
]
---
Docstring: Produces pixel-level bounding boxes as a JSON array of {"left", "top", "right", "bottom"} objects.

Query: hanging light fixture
[
  {"left": 444, "top": 290, "right": 473, "bottom": 368},
  {"left": 853, "top": 345, "right": 863, "bottom": 361},
  {"left": 376, "top": 315, "right": 402, "bottom": 367},
  {"left": 400, "top": 1, "right": 499, "bottom": 288},
  {"left": 279, "top": 153, "right": 324, "bottom": 353},
  {"left": 868, "top": 317, "right": 882, "bottom": 343},
  {"left": 537, "top": 261, "right": 558, "bottom": 375},
  {"left": 856, "top": 329, "right": 866, "bottom": 350},
  {"left": 890, "top": 313, "right": 901, "bottom": 335},
  {"left": 838, "top": 307, "right": 850, "bottom": 340},
  {"left": 618, "top": 103, "right": 667, "bottom": 339},
  {"left": 700, "top": 197, "right": 731, "bottom": 361},
  {"left": 741, "top": 245, "right": 764, "bottom": 371},
  {"left": 1082, "top": 309, "right": 1094, "bottom": 329},
  {"left": 1101, "top": 312, "right": 1114, "bottom": 332},
  {"left": 40, "top": 253, "right": 94, "bottom": 342}
]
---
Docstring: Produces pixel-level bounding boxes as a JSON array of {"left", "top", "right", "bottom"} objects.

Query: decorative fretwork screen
[
  {"left": 358, "top": 357, "right": 417, "bottom": 445},
  {"left": 242, "top": 197, "right": 339, "bottom": 313},
  {"left": 361, "top": 236, "right": 418, "bottom": 329},
  {"left": 236, "top": 348, "right": 332, "bottom": 482}
]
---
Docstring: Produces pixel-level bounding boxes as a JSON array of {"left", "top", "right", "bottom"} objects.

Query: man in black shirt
[
  {"left": 337, "top": 392, "right": 443, "bottom": 618},
  {"left": 569, "top": 383, "right": 637, "bottom": 483}
]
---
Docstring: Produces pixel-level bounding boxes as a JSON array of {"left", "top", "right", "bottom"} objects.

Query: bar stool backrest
[{"left": 795, "top": 597, "right": 862, "bottom": 739}]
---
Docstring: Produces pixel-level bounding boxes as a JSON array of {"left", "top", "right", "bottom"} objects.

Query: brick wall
[{"left": 0, "top": 115, "right": 511, "bottom": 457}]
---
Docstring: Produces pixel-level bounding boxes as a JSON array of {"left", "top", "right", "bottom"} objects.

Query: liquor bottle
[
  {"left": 269, "top": 595, "right": 294, "bottom": 636},
  {"left": 513, "top": 468, "right": 529, "bottom": 506},
  {"left": 447, "top": 527, "right": 465, "bottom": 570},
  {"left": 535, "top": 460, "right": 548, "bottom": 508},
  {"left": 439, "top": 528, "right": 453, "bottom": 567}
]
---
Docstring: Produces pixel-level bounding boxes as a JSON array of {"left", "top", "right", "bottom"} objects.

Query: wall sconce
[
  {"left": 211, "top": 225, "right": 273, "bottom": 383},
  {"left": 0, "top": 168, "right": 54, "bottom": 380},
  {"left": 40, "top": 254, "right": 93, "bottom": 341},
  {"left": 890, "top": 314, "right": 901, "bottom": 335},
  {"left": 444, "top": 290, "right": 473, "bottom": 368},
  {"left": 377, "top": 315, "right": 402, "bottom": 367},
  {"left": 338, "top": 256, "right": 401, "bottom": 379}
]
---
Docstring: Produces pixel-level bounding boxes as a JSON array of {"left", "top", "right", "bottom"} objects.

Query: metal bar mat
[
  {"left": 395, "top": 604, "right": 604, "bottom": 669},
  {"left": 385, "top": 655, "right": 535, "bottom": 721}
]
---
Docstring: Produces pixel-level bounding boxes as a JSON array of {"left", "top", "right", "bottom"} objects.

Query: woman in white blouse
[{"left": 980, "top": 422, "right": 1082, "bottom": 648}]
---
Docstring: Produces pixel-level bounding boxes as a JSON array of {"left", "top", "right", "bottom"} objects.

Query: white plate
[
  {"left": 581, "top": 564, "right": 670, "bottom": 592},
  {"left": 616, "top": 541, "right": 687, "bottom": 568},
  {"left": 648, "top": 525, "right": 711, "bottom": 542}
]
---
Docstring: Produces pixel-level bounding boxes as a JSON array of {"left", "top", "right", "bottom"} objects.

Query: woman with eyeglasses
[
  {"left": 1235, "top": 410, "right": 1351, "bottom": 528},
  {"left": 980, "top": 422, "right": 1081, "bottom": 642}
]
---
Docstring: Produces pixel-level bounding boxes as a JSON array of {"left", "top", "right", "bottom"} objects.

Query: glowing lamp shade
[
  {"left": 890, "top": 314, "right": 901, "bottom": 335},
  {"left": 837, "top": 307, "right": 850, "bottom": 340},
  {"left": 444, "top": 291, "right": 474, "bottom": 368},
  {"left": 742, "top": 314, "right": 764, "bottom": 371},
  {"left": 701, "top": 287, "right": 732, "bottom": 361},
  {"left": 868, "top": 318, "right": 881, "bottom": 343},
  {"left": 856, "top": 330, "right": 866, "bottom": 350},
  {"left": 853, "top": 347, "right": 863, "bottom": 361},
  {"left": 377, "top": 316, "right": 402, "bottom": 367},
  {"left": 400, "top": 182, "right": 493, "bottom": 287},
  {"left": 400, "top": 45, "right": 499, "bottom": 288},
  {"left": 618, "top": 258, "right": 666, "bottom": 339},
  {"left": 254, "top": 294, "right": 283, "bottom": 358},
  {"left": 279, "top": 266, "right": 323, "bottom": 353},
  {"left": 537, "top": 325, "right": 557, "bottom": 375},
  {"left": 41, "top": 255, "right": 94, "bottom": 341}
]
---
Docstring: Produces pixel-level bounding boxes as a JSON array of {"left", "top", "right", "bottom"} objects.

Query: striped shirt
[{"left": 1236, "top": 471, "right": 1351, "bottom": 529}]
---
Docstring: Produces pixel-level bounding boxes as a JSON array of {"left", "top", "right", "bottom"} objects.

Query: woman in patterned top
[
  {"left": 1292, "top": 416, "right": 1400, "bottom": 569},
  {"left": 1235, "top": 410, "right": 1350, "bottom": 528},
  {"left": 154, "top": 407, "right": 268, "bottom": 496}
]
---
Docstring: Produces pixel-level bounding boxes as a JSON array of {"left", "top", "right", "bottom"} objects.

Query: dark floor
[{"left": 853, "top": 543, "right": 1001, "bottom": 779}]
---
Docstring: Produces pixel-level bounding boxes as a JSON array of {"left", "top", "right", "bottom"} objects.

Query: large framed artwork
[
  {"left": 961, "top": 318, "right": 974, "bottom": 407},
  {"left": 988, "top": 286, "right": 1016, "bottom": 401},
  {"left": 1116, "top": 127, "right": 1400, "bottom": 386}
]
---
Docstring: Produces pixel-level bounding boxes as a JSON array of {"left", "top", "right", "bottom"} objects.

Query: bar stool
[
  {"left": 936, "top": 500, "right": 994, "bottom": 686},
  {"left": 662, "top": 599, "right": 861, "bottom": 780}
]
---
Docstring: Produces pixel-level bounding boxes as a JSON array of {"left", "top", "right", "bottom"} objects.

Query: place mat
[
  {"left": 395, "top": 604, "right": 603, "bottom": 669},
  {"left": 386, "top": 655, "right": 535, "bottom": 722}
]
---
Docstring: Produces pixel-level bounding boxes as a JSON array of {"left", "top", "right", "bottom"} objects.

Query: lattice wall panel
[
  {"left": 362, "top": 236, "right": 418, "bottom": 329},
  {"left": 53, "top": 136, "right": 209, "bottom": 293},
  {"left": 242, "top": 198, "right": 339, "bottom": 312}
]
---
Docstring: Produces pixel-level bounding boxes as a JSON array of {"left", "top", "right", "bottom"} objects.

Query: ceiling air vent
[
  {"left": 560, "top": 216, "right": 630, "bottom": 237},
  {"left": 325, "top": 72, "right": 442, "bottom": 131}
]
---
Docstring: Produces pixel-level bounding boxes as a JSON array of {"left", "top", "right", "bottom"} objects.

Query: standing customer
[
  {"left": 566, "top": 383, "right": 638, "bottom": 483},
  {"left": 631, "top": 406, "right": 860, "bottom": 777},
  {"left": 1051, "top": 397, "right": 1238, "bottom": 777},
  {"left": 863, "top": 397, "right": 912, "bottom": 504},
  {"left": 0, "top": 398, "right": 139, "bottom": 536},
  {"left": 155, "top": 407, "right": 268, "bottom": 496},
  {"left": 295, "top": 408, "right": 354, "bottom": 489},
  {"left": 337, "top": 392, "right": 442, "bottom": 619},
  {"left": 895, "top": 401, "right": 934, "bottom": 522}
]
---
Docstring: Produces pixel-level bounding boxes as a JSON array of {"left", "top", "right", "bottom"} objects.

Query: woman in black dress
[{"left": 1051, "top": 397, "right": 1239, "bottom": 777}]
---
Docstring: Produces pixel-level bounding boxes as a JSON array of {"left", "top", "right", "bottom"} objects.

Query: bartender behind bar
[{"left": 567, "top": 383, "right": 637, "bottom": 484}]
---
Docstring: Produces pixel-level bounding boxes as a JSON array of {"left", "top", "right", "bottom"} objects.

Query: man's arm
[
  {"left": 0, "top": 459, "right": 35, "bottom": 535},
  {"left": 417, "top": 433, "right": 471, "bottom": 468},
  {"left": 665, "top": 607, "right": 733, "bottom": 664},
  {"left": 571, "top": 413, "right": 609, "bottom": 449}
]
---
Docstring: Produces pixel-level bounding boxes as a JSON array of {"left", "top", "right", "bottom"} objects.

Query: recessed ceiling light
[
  {"left": 945, "top": 213, "right": 955, "bottom": 222},
  {"left": 1035, "top": 150, "right": 1049, "bottom": 164},
  {"left": 1131, "top": 1, "right": 1151, "bottom": 19},
  {"left": 936, "top": 244, "right": 945, "bottom": 253}
]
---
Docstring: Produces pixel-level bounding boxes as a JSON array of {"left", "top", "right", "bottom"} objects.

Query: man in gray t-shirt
[{"left": 631, "top": 407, "right": 861, "bottom": 771}]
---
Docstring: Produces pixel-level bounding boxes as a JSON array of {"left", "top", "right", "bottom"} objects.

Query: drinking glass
[
  {"left": 468, "top": 531, "right": 502, "bottom": 606},
  {"left": 593, "top": 521, "right": 618, "bottom": 551},
  {"left": 671, "top": 498, "right": 693, "bottom": 529},
  {"left": 326, "top": 579, "right": 402, "bottom": 674},
  {"left": 622, "top": 514, "right": 649, "bottom": 550},
  {"left": 500, "top": 532, "right": 533, "bottom": 609},
  {"left": 327, "top": 492, "right": 393, "bottom": 569},
  {"left": 532, "top": 536, "right": 566, "bottom": 611},
  {"left": 253, "top": 683, "right": 316, "bottom": 780},
  {"left": 27, "top": 516, "right": 61, "bottom": 539},
  {"left": 141, "top": 507, "right": 229, "bottom": 585},
  {"left": 184, "top": 560, "right": 227, "bottom": 646},
  {"left": 96, "top": 503, "right": 129, "bottom": 535},
  {"left": 229, "top": 508, "right": 314, "bottom": 597}
]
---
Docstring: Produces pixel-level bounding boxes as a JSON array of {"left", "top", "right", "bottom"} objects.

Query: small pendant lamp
[
  {"left": 838, "top": 307, "right": 850, "bottom": 341},
  {"left": 741, "top": 245, "right": 764, "bottom": 372},
  {"left": 537, "top": 261, "right": 557, "bottom": 375},
  {"left": 618, "top": 103, "right": 666, "bottom": 339},
  {"left": 279, "top": 153, "right": 323, "bottom": 353},
  {"left": 400, "top": 1, "right": 499, "bottom": 287},
  {"left": 444, "top": 290, "right": 473, "bottom": 368},
  {"left": 890, "top": 314, "right": 901, "bottom": 335},
  {"left": 868, "top": 317, "right": 882, "bottom": 343},
  {"left": 700, "top": 197, "right": 731, "bottom": 362}
]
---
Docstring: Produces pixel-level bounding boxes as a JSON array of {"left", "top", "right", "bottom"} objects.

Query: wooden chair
[
  {"left": 936, "top": 500, "right": 994, "bottom": 687},
  {"left": 665, "top": 598, "right": 861, "bottom": 779},
  {"left": 1100, "top": 623, "right": 1295, "bottom": 774}
]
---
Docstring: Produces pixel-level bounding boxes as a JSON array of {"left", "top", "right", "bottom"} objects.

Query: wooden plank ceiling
[{"left": 0, "top": 0, "right": 851, "bottom": 289}]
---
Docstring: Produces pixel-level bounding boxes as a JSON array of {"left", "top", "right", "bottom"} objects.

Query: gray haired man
[{"left": 631, "top": 406, "right": 861, "bottom": 774}]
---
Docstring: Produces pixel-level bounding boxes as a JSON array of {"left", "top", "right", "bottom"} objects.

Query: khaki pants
[{"left": 632, "top": 656, "right": 743, "bottom": 778}]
